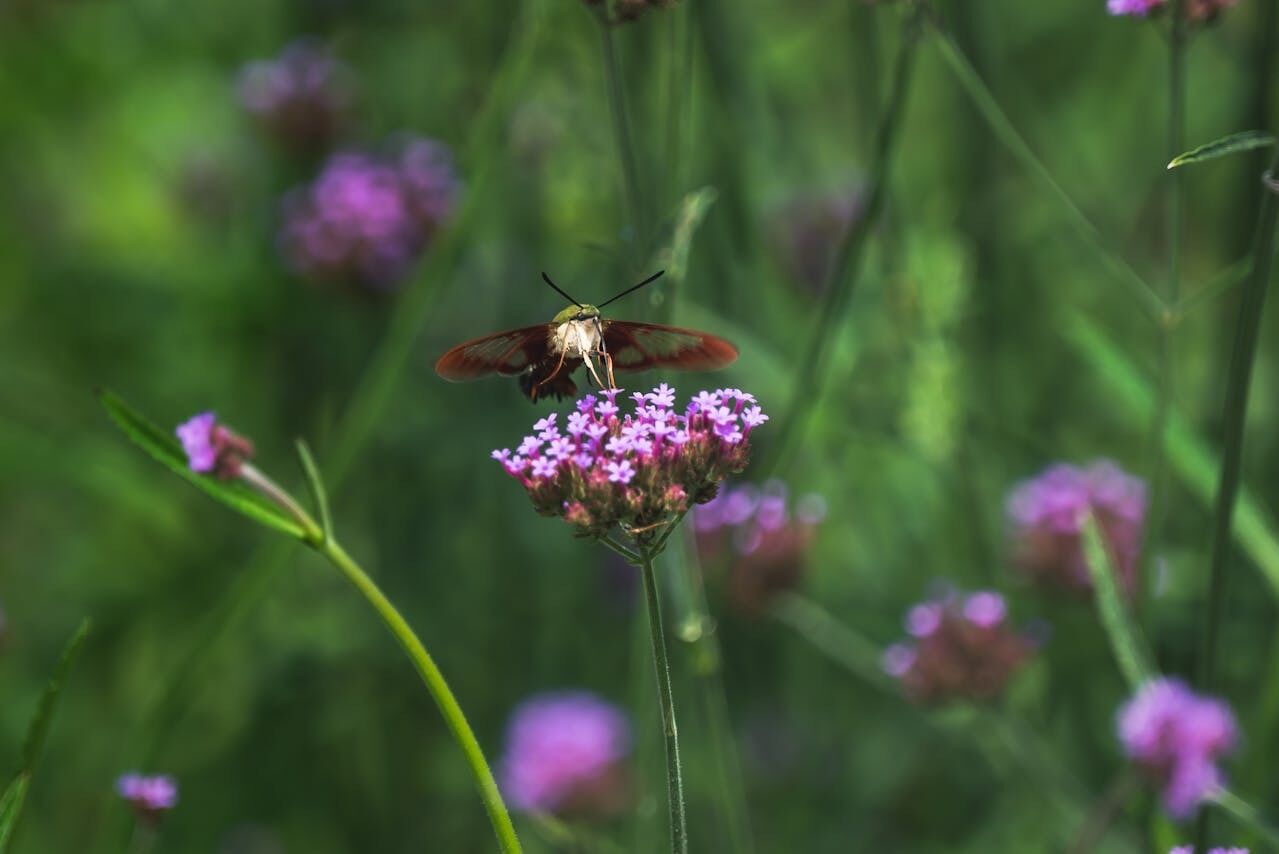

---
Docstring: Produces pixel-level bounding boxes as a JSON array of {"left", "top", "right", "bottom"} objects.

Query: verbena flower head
[
  {"left": 1118, "top": 677, "right": 1238, "bottom": 819},
  {"left": 494, "top": 386, "right": 767, "bottom": 544},
  {"left": 767, "top": 189, "right": 863, "bottom": 295},
  {"left": 1006, "top": 459, "right": 1146, "bottom": 597},
  {"left": 499, "top": 691, "right": 632, "bottom": 818},
  {"left": 694, "top": 480, "right": 826, "bottom": 614},
  {"left": 883, "top": 587, "right": 1035, "bottom": 704},
  {"left": 116, "top": 773, "right": 178, "bottom": 821},
  {"left": 176, "top": 412, "right": 254, "bottom": 479},
  {"left": 280, "top": 139, "right": 459, "bottom": 290},
  {"left": 1170, "top": 847, "right": 1249, "bottom": 853},
  {"left": 1107, "top": 0, "right": 1238, "bottom": 20},
  {"left": 238, "top": 40, "right": 351, "bottom": 154}
]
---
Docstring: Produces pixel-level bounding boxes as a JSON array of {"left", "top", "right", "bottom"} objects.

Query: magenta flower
[
  {"left": 1107, "top": 0, "right": 1239, "bottom": 19},
  {"left": 1170, "top": 847, "right": 1249, "bottom": 853},
  {"left": 1117, "top": 678, "right": 1238, "bottom": 819},
  {"left": 1107, "top": 0, "right": 1163, "bottom": 14},
  {"left": 175, "top": 412, "right": 254, "bottom": 479},
  {"left": 238, "top": 40, "right": 351, "bottom": 153},
  {"left": 499, "top": 691, "right": 632, "bottom": 817},
  {"left": 493, "top": 386, "right": 767, "bottom": 542},
  {"left": 692, "top": 480, "right": 824, "bottom": 614},
  {"left": 884, "top": 587, "right": 1035, "bottom": 704},
  {"left": 280, "top": 139, "right": 459, "bottom": 290},
  {"left": 116, "top": 773, "right": 178, "bottom": 821},
  {"left": 1006, "top": 459, "right": 1146, "bottom": 597}
]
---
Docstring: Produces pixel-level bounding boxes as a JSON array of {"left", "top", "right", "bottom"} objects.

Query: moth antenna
[
  {"left": 541, "top": 272, "right": 584, "bottom": 308},
  {"left": 597, "top": 270, "right": 666, "bottom": 309}
]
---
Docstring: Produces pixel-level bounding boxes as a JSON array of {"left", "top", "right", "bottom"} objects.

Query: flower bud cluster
[
  {"left": 493, "top": 385, "right": 767, "bottom": 543},
  {"left": 238, "top": 40, "right": 351, "bottom": 154}
]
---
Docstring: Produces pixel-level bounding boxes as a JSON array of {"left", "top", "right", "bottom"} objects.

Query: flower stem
[
  {"left": 638, "top": 543, "right": 689, "bottom": 854},
  {"left": 318, "top": 538, "right": 522, "bottom": 854},
  {"left": 1198, "top": 150, "right": 1279, "bottom": 693}
]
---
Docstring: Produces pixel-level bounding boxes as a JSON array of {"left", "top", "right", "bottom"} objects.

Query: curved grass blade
[
  {"left": 0, "top": 619, "right": 91, "bottom": 853},
  {"left": 294, "top": 439, "right": 332, "bottom": 544},
  {"left": 1167, "top": 130, "right": 1275, "bottom": 170},
  {"left": 99, "top": 391, "right": 307, "bottom": 541},
  {"left": 1080, "top": 517, "right": 1154, "bottom": 690}
]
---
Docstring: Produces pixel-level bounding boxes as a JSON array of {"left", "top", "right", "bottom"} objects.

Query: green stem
[
  {"left": 639, "top": 545, "right": 689, "bottom": 854},
  {"left": 1198, "top": 151, "right": 1279, "bottom": 693},
  {"left": 1211, "top": 789, "right": 1279, "bottom": 847},
  {"left": 596, "top": 11, "right": 649, "bottom": 258},
  {"left": 1081, "top": 515, "right": 1155, "bottom": 690},
  {"left": 930, "top": 24, "right": 1166, "bottom": 321},
  {"left": 762, "top": 6, "right": 922, "bottom": 477},
  {"left": 319, "top": 539, "right": 522, "bottom": 854}
]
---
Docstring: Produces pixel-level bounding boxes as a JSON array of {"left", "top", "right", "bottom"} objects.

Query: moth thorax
[{"left": 554, "top": 318, "right": 601, "bottom": 357}]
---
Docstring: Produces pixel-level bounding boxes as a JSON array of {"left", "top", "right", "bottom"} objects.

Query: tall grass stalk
[
  {"left": 595, "top": 10, "right": 650, "bottom": 260},
  {"left": 764, "top": 6, "right": 922, "bottom": 475}
]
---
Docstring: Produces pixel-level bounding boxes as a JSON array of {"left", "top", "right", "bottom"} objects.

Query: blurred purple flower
[
  {"left": 116, "top": 773, "right": 178, "bottom": 821},
  {"left": 280, "top": 139, "right": 459, "bottom": 290},
  {"left": 176, "top": 412, "right": 253, "bottom": 479},
  {"left": 499, "top": 691, "right": 632, "bottom": 817},
  {"left": 766, "top": 189, "right": 863, "bottom": 295},
  {"left": 693, "top": 480, "right": 824, "bottom": 614},
  {"left": 1107, "top": 0, "right": 1163, "bottom": 14},
  {"left": 884, "top": 587, "right": 1034, "bottom": 704},
  {"left": 1006, "top": 459, "right": 1146, "bottom": 597},
  {"left": 494, "top": 386, "right": 766, "bottom": 541},
  {"left": 1117, "top": 677, "right": 1238, "bottom": 819},
  {"left": 1170, "top": 847, "right": 1249, "bottom": 853},
  {"left": 238, "top": 40, "right": 351, "bottom": 154},
  {"left": 1107, "top": 0, "right": 1239, "bottom": 18}
]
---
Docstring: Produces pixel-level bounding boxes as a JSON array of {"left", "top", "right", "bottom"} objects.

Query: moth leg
[
  {"left": 534, "top": 349, "right": 569, "bottom": 397},
  {"left": 595, "top": 318, "right": 618, "bottom": 390},
  {"left": 582, "top": 351, "right": 607, "bottom": 390}
]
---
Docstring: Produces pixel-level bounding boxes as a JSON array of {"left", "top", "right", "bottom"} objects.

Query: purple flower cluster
[
  {"left": 1108, "top": 0, "right": 1238, "bottom": 19},
  {"left": 1171, "top": 847, "right": 1249, "bottom": 854},
  {"left": 493, "top": 386, "right": 767, "bottom": 541},
  {"left": 238, "top": 41, "right": 351, "bottom": 153},
  {"left": 176, "top": 412, "right": 254, "bottom": 479},
  {"left": 1006, "top": 459, "right": 1146, "bottom": 597},
  {"left": 499, "top": 691, "right": 632, "bottom": 817},
  {"left": 1118, "top": 678, "right": 1238, "bottom": 819},
  {"left": 116, "top": 773, "right": 178, "bottom": 821},
  {"left": 882, "top": 588, "right": 1034, "bottom": 704},
  {"left": 694, "top": 480, "right": 826, "bottom": 614},
  {"left": 280, "top": 139, "right": 459, "bottom": 290}
]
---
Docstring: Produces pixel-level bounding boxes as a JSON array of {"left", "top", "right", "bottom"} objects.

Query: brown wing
[
  {"left": 602, "top": 321, "right": 738, "bottom": 373},
  {"left": 434, "top": 325, "right": 554, "bottom": 381}
]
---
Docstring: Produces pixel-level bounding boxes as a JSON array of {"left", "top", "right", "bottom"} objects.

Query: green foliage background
[{"left": 1, "top": 0, "right": 1278, "bottom": 850}]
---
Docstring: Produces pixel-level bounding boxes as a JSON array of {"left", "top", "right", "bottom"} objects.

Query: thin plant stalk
[
  {"left": 763, "top": 6, "right": 922, "bottom": 476},
  {"left": 1195, "top": 149, "right": 1279, "bottom": 849},
  {"left": 930, "top": 25, "right": 1166, "bottom": 321},
  {"left": 1142, "top": 0, "right": 1188, "bottom": 627},
  {"left": 1198, "top": 149, "right": 1279, "bottom": 691},
  {"left": 318, "top": 538, "right": 522, "bottom": 853},
  {"left": 639, "top": 538, "right": 689, "bottom": 854},
  {"left": 596, "top": 10, "right": 650, "bottom": 258}
]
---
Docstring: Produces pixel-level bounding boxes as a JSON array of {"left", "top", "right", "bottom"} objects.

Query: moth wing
[
  {"left": 602, "top": 322, "right": 738, "bottom": 372},
  {"left": 434, "top": 325, "right": 554, "bottom": 381}
]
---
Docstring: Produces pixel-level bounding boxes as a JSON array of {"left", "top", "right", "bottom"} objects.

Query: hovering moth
[{"left": 434, "top": 270, "right": 738, "bottom": 402}]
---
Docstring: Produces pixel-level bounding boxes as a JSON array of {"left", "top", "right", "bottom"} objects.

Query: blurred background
[{"left": 1, "top": 0, "right": 1277, "bottom": 850}]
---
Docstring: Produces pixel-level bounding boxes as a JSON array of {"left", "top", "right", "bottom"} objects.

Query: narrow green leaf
[
  {"left": 0, "top": 775, "right": 30, "bottom": 853},
  {"left": 100, "top": 390, "right": 307, "bottom": 540},
  {"left": 1081, "top": 517, "right": 1154, "bottom": 690},
  {"left": 0, "top": 619, "right": 90, "bottom": 853},
  {"left": 1064, "top": 316, "right": 1279, "bottom": 597},
  {"left": 652, "top": 187, "right": 718, "bottom": 283},
  {"left": 1167, "top": 130, "right": 1275, "bottom": 170},
  {"left": 1212, "top": 789, "right": 1279, "bottom": 847},
  {"left": 295, "top": 439, "right": 332, "bottom": 543},
  {"left": 23, "top": 619, "right": 90, "bottom": 770}
]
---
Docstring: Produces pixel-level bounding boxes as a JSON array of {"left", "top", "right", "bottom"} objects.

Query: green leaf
[
  {"left": 0, "top": 619, "right": 90, "bottom": 853},
  {"left": 651, "top": 187, "right": 718, "bottom": 284},
  {"left": 1167, "top": 130, "right": 1275, "bottom": 170},
  {"left": 100, "top": 390, "right": 308, "bottom": 540},
  {"left": 295, "top": 439, "right": 332, "bottom": 543},
  {"left": 0, "top": 775, "right": 30, "bottom": 853},
  {"left": 1080, "top": 517, "right": 1154, "bottom": 690},
  {"left": 1064, "top": 315, "right": 1279, "bottom": 598}
]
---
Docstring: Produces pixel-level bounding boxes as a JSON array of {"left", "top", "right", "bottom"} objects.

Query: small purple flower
[
  {"left": 606, "top": 460, "right": 636, "bottom": 485},
  {"left": 906, "top": 602, "right": 944, "bottom": 638},
  {"left": 963, "top": 591, "right": 1007, "bottom": 629},
  {"left": 646, "top": 383, "right": 676, "bottom": 408},
  {"left": 881, "top": 644, "right": 917, "bottom": 678},
  {"left": 517, "top": 436, "right": 543, "bottom": 457},
  {"left": 531, "top": 456, "right": 560, "bottom": 479},
  {"left": 116, "top": 773, "right": 178, "bottom": 820},
  {"left": 741, "top": 406, "right": 769, "bottom": 428},
  {"left": 175, "top": 412, "right": 253, "bottom": 479},
  {"left": 499, "top": 691, "right": 631, "bottom": 816},
  {"left": 238, "top": 41, "right": 351, "bottom": 153},
  {"left": 1107, "top": 0, "right": 1163, "bottom": 14},
  {"left": 1117, "top": 677, "right": 1238, "bottom": 819},
  {"left": 1170, "top": 847, "right": 1249, "bottom": 854}
]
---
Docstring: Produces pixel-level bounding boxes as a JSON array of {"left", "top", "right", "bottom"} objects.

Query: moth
[{"left": 435, "top": 270, "right": 738, "bottom": 402}]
